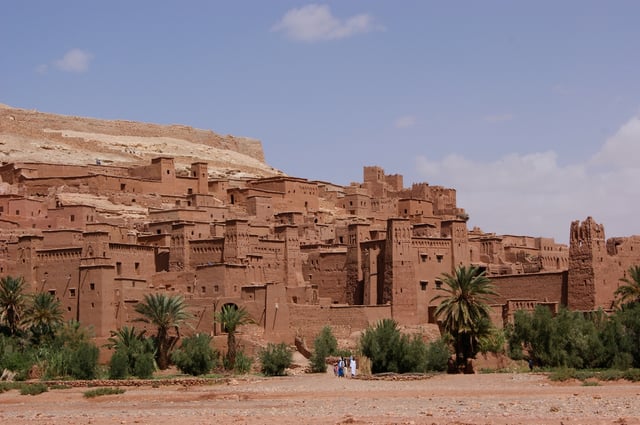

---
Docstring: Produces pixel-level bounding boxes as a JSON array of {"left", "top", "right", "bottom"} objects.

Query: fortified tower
[
  {"left": 568, "top": 217, "right": 606, "bottom": 310},
  {"left": 275, "top": 224, "right": 304, "bottom": 287},
  {"left": 223, "top": 219, "right": 250, "bottom": 263},
  {"left": 384, "top": 218, "right": 418, "bottom": 324},
  {"left": 190, "top": 162, "right": 209, "bottom": 194},
  {"left": 345, "top": 222, "right": 370, "bottom": 304}
]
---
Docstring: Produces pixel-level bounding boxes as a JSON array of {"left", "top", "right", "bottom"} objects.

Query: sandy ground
[{"left": 1, "top": 371, "right": 639, "bottom": 425}]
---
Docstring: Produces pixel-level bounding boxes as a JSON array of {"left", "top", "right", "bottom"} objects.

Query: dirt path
[{"left": 1, "top": 372, "right": 639, "bottom": 425}]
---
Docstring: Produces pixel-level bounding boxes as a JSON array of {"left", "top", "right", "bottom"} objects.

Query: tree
[
  {"left": 134, "top": 293, "right": 191, "bottom": 369},
  {"left": 23, "top": 292, "right": 64, "bottom": 343},
  {"left": 214, "top": 304, "right": 252, "bottom": 370},
  {"left": 0, "top": 276, "right": 27, "bottom": 335},
  {"left": 431, "top": 265, "right": 497, "bottom": 369},
  {"left": 615, "top": 265, "right": 640, "bottom": 307}
]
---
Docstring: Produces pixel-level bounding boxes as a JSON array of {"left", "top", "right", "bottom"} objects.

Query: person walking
[{"left": 350, "top": 356, "right": 357, "bottom": 377}]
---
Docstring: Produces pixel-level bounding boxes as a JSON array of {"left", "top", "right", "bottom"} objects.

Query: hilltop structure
[{"left": 1, "top": 107, "right": 638, "bottom": 347}]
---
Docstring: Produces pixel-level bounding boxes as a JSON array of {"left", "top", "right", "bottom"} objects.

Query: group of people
[{"left": 334, "top": 356, "right": 356, "bottom": 378}]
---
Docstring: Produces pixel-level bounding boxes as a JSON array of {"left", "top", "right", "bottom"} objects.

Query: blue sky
[{"left": 2, "top": 1, "right": 640, "bottom": 243}]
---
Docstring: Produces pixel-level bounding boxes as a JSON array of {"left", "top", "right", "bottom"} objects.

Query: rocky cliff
[{"left": 0, "top": 104, "right": 283, "bottom": 178}]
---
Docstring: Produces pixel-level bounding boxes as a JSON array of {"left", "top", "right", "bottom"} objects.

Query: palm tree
[
  {"left": 23, "top": 292, "right": 64, "bottom": 342},
  {"left": 214, "top": 304, "right": 252, "bottom": 369},
  {"left": 134, "top": 293, "right": 191, "bottom": 369},
  {"left": 431, "top": 265, "right": 497, "bottom": 370},
  {"left": 0, "top": 275, "right": 28, "bottom": 335},
  {"left": 615, "top": 265, "right": 640, "bottom": 306}
]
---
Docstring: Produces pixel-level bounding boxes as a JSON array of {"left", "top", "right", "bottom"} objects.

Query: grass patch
[
  {"left": 49, "top": 384, "right": 73, "bottom": 390},
  {"left": 547, "top": 368, "right": 640, "bottom": 383},
  {"left": 20, "top": 383, "right": 49, "bottom": 396},
  {"left": 83, "top": 387, "right": 125, "bottom": 398},
  {"left": 582, "top": 380, "right": 600, "bottom": 386}
]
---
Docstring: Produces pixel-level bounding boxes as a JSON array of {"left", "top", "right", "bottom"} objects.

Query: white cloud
[
  {"left": 394, "top": 115, "right": 416, "bottom": 129},
  {"left": 483, "top": 113, "right": 513, "bottom": 123},
  {"left": 271, "top": 4, "right": 384, "bottom": 42},
  {"left": 415, "top": 116, "right": 640, "bottom": 244},
  {"left": 590, "top": 115, "right": 640, "bottom": 168},
  {"left": 53, "top": 48, "right": 93, "bottom": 73},
  {"left": 35, "top": 64, "right": 49, "bottom": 74}
]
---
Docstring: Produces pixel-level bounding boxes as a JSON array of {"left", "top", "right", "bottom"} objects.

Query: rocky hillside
[{"left": 0, "top": 104, "right": 283, "bottom": 179}]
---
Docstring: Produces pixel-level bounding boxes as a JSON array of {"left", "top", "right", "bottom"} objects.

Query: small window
[
  {"left": 116, "top": 262, "right": 122, "bottom": 275},
  {"left": 135, "top": 262, "right": 140, "bottom": 272},
  {"left": 15, "top": 210, "right": 20, "bottom": 215},
  {"left": 70, "top": 214, "right": 75, "bottom": 222},
  {"left": 435, "top": 280, "right": 443, "bottom": 289},
  {"left": 436, "top": 254, "right": 444, "bottom": 263},
  {"left": 89, "top": 283, "right": 95, "bottom": 290},
  {"left": 214, "top": 285, "right": 219, "bottom": 292},
  {"left": 69, "top": 288, "right": 76, "bottom": 297},
  {"left": 420, "top": 281, "right": 428, "bottom": 291},
  {"left": 48, "top": 289, "right": 56, "bottom": 296},
  {"left": 187, "top": 188, "right": 193, "bottom": 195},
  {"left": 201, "top": 286, "right": 206, "bottom": 293},
  {"left": 120, "top": 183, "right": 126, "bottom": 190}
]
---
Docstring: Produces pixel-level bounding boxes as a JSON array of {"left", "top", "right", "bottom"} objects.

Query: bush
[
  {"left": 508, "top": 306, "right": 605, "bottom": 369},
  {"left": 259, "top": 343, "right": 292, "bottom": 376},
  {"left": 68, "top": 341, "right": 100, "bottom": 379},
  {"left": 310, "top": 326, "right": 338, "bottom": 373},
  {"left": 360, "top": 319, "right": 405, "bottom": 374},
  {"left": 84, "top": 387, "right": 125, "bottom": 398},
  {"left": 20, "top": 383, "right": 48, "bottom": 396},
  {"left": 234, "top": 350, "right": 253, "bottom": 374},
  {"left": 425, "top": 339, "right": 451, "bottom": 372},
  {"left": 171, "top": 334, "right": 218, "bottom": 376},
  {"left": 108, "top": 349, "right": 130, "bottom": 379},
  {"left": 133, "top": 352, "right": 156, "bottom": 379},
  {"left": 0, "top": 335, "right": 35, "bottom": 380}
]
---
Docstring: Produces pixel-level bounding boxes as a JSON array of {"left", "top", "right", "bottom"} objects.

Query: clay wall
[
  {"left": 412, "top": 237, "right": 454, "bottom": 317},
  {"left": 288, "top": 304, "right": 391, "bottom": 342},
  {"left": 48, "top": 205, "right": 97, "bottom": 230},
  {"left": 110, "top": 243, "right": 156, "bottom": 280},
  {"left": 33, "top": 247, "right": 83, "bottom": 322},
  {"left": 340, "top": 193, "right": 371, "bottom": 216},
  {"left": 189, "top": 239, "right": 224, "bottom": 267},
  {"left": 77, "top": 265, "right": 117, "bottom": 337},
  {"left": 246, "top": 196, "right": 273, "bottom": 220},
  {"left": 302, "top": 249, "right": 347, "bottom": 303},
  {"left": 398, "top": 198, "right": 434, "bottom": 220},
  {"left": 489, "top": 271, "right": 567, "bottom": 306}
]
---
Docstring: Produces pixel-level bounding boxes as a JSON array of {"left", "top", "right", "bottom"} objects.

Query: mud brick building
[{"left": 1, "top": 157, "right": 638, "bottom": 346}]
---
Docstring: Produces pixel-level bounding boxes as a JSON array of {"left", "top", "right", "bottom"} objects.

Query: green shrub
[
  {"left": 623, "top": 368, "right": 640, "bottom": 382},
  {"left": 133, "top": 352, "right": 156, "bottom": 379},
  {"left": 83, "top": 387, "right": 125, "bottom": 398},
  {"left": 234, "top": 350, "right": 253, "bottom": 374},
  {"left": 360, "top": 319, "right": 405, "bottom": 374},
  {"left": 425, "top": 339, "right": 451, "bottom": 372},
  {"left": 68, "top": 341, "right": 99, "bottom": 379},
  {"left": 0, "top": 335, "right": 35, "bottom": 380},
  {"left": 20, "top": 383, "right": 48, "bottom": 396},
  {"left": 508, "top": 306, "right": 605, "bottom": 369},
  {"left": 310, "top": 326, "right": 338, "bottom": 373},
  {"left": 171, "top": 334, "right": 218, "bottom": 376},
  {"left": 548, "top": 367, "right": 577, "bottom": 382},
  {"left": 259, "top": 343, "right": 292, "bottom": 376},
  {"left": 108, "top": 349, "right": 130, "bottom": 379}
]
